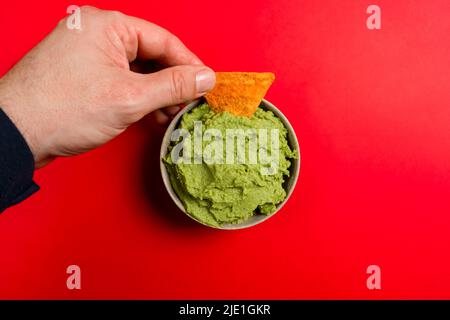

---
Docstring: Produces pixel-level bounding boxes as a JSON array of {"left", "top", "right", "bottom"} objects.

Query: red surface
[{"left": 1, "top": 0, "right": 450, "bottom": 299}]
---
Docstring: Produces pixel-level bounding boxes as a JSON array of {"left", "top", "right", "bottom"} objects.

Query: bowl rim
[{"left": 160, "top": 98, "right": 301, "bottom": 230}]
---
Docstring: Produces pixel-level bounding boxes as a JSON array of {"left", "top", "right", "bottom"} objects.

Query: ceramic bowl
[{"left": 160, "top": 98, "right": 300, "bottom": 229}]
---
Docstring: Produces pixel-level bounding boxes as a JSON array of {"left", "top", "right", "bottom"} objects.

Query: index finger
[{"left": 118, "top": 12, "right": 203, "bottom": 66}]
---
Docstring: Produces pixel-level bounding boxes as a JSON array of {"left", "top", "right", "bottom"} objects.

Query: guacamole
[{"left": 164, "top": 103, "right": 296, "bottom": 227}]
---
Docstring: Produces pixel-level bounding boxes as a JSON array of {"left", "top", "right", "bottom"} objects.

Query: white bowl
[{"left": 160, "top": 98, "right": 300, "bottom": 230}]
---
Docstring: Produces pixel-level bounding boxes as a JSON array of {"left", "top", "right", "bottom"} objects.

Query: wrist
[{"left": 0, "top": 77, "right": 52, "bottom": 168}]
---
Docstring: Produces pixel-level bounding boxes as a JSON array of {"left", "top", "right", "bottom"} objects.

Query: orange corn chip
[{"left": 204, "top": 72, "right": 275, "bottom": 117}]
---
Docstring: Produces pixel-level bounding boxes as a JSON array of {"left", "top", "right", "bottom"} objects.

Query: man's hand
[{"left": 0, "top": 6, "right": 215, "bottom": 168}]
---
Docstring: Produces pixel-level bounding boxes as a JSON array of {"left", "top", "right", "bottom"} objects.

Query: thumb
[{"left": 142, "top": 65, "right": 216, "bottom": 113}]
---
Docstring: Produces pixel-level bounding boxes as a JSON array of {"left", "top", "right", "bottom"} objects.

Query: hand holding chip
[{"left": 0, "top": 6, "right": 216, "bottom": 168}]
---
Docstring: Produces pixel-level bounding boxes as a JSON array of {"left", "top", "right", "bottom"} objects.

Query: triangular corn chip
[{"left": 204, "top": 72, "right": 275, "bottom": 117}]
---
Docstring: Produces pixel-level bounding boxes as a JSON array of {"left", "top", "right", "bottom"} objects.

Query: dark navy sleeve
[{"left": 0, "top": 108, "right": 39, "bottom": 212}]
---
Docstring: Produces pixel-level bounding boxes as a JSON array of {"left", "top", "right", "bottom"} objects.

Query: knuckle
[
  {"left": 170, "top": 70, "right": 187, "bottom": 104},
  {"left": 80, "top": 5, "right": 96, "bottom": 13},
  {"left": 79, "top": 5, "right": 99, "bottom": 17},
  {"left": 121, "top": 82, "right": 144, "bottom": 108},
  {"left": 112, "top": 84, "right": 144, "bottom": 123},
  {"left": 106, "top": 10, "right": 124, "bottom": 21}
]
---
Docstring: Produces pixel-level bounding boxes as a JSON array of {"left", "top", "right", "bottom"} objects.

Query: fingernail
[{"left": 196, "top": 69, "right": 216, "bottom": 94}]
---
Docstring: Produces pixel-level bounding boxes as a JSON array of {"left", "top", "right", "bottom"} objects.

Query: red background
[{"left": 1, "top": 0, "right": 450, "bottom": 299}]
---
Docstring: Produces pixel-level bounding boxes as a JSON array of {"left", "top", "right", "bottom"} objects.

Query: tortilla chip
[{"left": 204, "top": 72, "right": 275, "bottom": 117}]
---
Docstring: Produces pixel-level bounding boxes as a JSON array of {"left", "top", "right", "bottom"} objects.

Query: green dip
[{"left": 164, "top": 103, "right": 296, "bottom": 227}]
